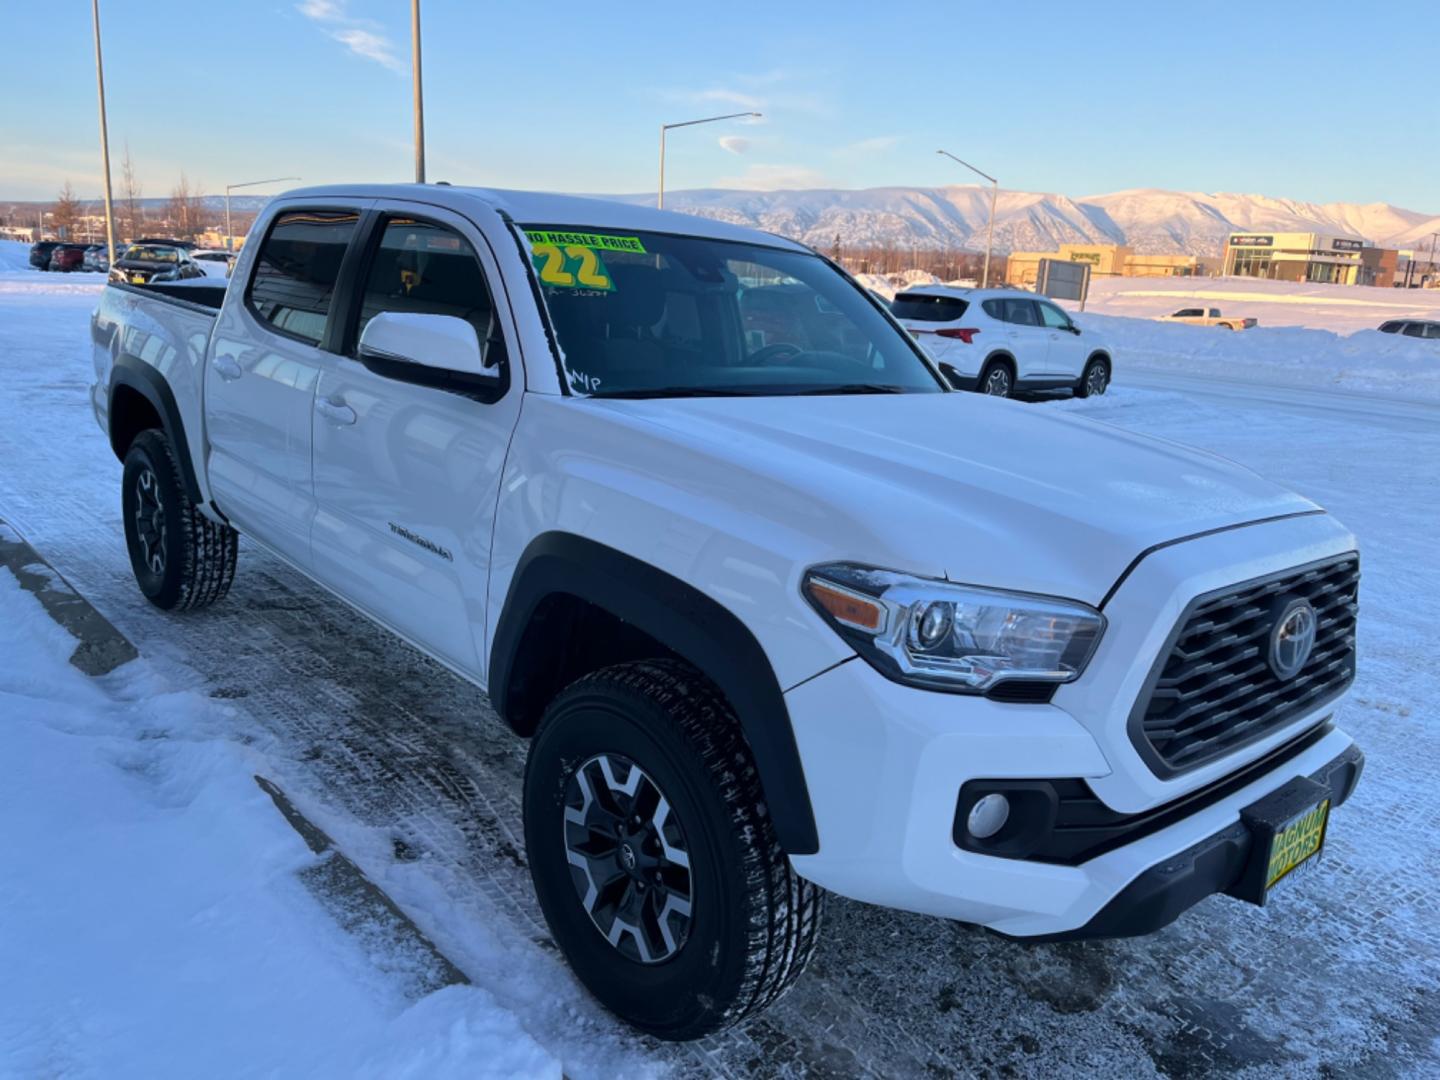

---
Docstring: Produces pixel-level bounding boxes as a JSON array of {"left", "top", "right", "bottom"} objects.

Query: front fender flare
[{"left": 490, "top": 532, "right": 820, "bottom": 855}]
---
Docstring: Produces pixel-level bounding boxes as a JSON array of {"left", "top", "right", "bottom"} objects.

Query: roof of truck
[{"left": 275, "top": 184, "right": 813, "bottom": 253}]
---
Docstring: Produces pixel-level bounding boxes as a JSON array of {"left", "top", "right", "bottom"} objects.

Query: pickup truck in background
[
  {"left": 89, "top": 184, "right": 1363, "bottom": 1041},
  {"left": 1159, "top": 306, "right": 1258, "bottom": 330}
]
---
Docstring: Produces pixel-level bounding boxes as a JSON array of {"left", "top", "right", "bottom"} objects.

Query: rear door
[
  {"left": 995, "top": 297, "right": 1047, "bottom": 379},
  {"left": 308, "top": 204, "right": 521, "bottom": 675},
  {"left": 206, "top": 204, "right": 366, "bottom": 568}
]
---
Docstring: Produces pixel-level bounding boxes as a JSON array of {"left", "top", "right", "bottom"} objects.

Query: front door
[
  {"left": 1036, "top": 300, "right": 1084, "bottom": 378},
  {"left": 205, "top": 206, "right": 364, "bottom": 568},
  {"left": 309, "top": 206, "right": 521, "bottom": 676}
]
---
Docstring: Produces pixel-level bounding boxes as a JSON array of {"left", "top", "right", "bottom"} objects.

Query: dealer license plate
[{"left": 1264, "top": 798, "right": 1329, "bottom": 892}]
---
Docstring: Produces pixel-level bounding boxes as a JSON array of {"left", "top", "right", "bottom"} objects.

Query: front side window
[
  {"left": 1037, "top": 302, "right": 1071, "bottom": 329},
  {"left": 1402, "top": 322, "right": 1425, "bottom": 338},
  {"left": 1379, "top": 321, "right": 1402, "bottom": 333},
  {"left": 247, "top": 209, "right": 358, "bottom": 346},
  {"left": 523, "top": 225, "right": 943, "bottom": 398},
  {"left": 356, "top": 217, "right": 495, "bottom": 352},
  {"left": 1173, "top": 308, "right": 1203, "bottom": 318}
]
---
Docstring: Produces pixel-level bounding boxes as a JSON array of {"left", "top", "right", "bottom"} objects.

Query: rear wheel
[
  {"left": 121, "top": 429, "right": 238, "bottom": 610},
  {"left": 524, "top": 659, "right": 824, "bottom": 1040},
  {"left": 979, "top": 360, "right": 1013, "bottom": 398},
  {"left": 1076, "top": 357, "right": 1110, "bottom": 398}
]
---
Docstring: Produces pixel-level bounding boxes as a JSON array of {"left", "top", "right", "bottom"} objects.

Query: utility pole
[
  {"left": 411, "top": 0, "right": 425, "bottom": 184},
  {"left": 91, "top": 0, "right": 117, "bottom": 266}
]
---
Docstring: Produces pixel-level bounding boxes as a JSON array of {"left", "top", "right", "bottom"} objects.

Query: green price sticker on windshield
[{"left": 526, "top": 231, "right": 647, "bottom": 293}]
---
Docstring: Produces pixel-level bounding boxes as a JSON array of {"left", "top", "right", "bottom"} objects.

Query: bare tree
[
  {"left": 51, "top": 182, "right": 82, "bottom": 239},
  {"left": 166, "top": 172, "right": 204, "bottom": 240},
  {"left": 120, "top": 144, "right": 143, "bottom": 241}
]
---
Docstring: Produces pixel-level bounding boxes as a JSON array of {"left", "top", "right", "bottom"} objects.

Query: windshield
[
  {"left": 523, "top": 225, "right": 944, "bottom": 397},
  {"left": 123, "top": 246, "right": 179, "bottom": 264}
]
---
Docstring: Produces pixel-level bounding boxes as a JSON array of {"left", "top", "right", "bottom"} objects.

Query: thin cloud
[
  {"left": 718, "top": 135, "right": 751, "bottom": 155},
  {"left": 693, "top": 88, "right": 765, "bottom": 111},
  {"left": 836, "top": 135, "right": 902, "bottom": 157},
  {"left": 296, "top": 0, "right": 405, "bottom": 74},
  {"left": 714, "top": 163, "right": 832, "bottom": 191}
]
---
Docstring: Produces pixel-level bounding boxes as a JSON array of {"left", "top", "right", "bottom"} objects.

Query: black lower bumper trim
[{"left": 1000, "top": 741, "right": 1364, "bottom": 943}]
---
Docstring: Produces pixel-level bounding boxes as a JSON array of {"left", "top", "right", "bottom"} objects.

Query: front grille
[{"left": 1132, "top": 554, "right": 1359, "bottom": 775}]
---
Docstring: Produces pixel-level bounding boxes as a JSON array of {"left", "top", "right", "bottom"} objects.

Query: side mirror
[
  {"left": 1068, "top": 324, "right": 1082, "bottom": 335},
  {"left": 357, "top": 311, "right": 503, "bottom": 395}
]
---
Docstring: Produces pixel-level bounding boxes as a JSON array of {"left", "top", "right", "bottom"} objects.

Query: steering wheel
[{"left": 748, "top": 342, "right": 804, "bottom": 365}]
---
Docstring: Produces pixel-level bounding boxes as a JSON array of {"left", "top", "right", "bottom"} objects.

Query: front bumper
[
  {"left": 1001, "top": 741, "right": 1363, "bottom": 942},
  {"left": 784, "top": 656, "right": 1360, "bottom": 938}
]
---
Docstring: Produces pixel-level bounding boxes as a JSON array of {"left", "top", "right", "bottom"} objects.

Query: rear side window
[
  {"left": 355, "top": 217, "right": 494, "bottom": 350},
  {"left": 247, "top": 209, "right": 359, "bottom": 345},
  {"left": 891, "top": 293, "right": 969, "bottom": 322},
  {"left": 1426, "top": 324, "right": 1440, "bottom": 339}
]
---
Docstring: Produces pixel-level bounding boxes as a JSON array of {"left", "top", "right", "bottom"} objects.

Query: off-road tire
[
  {"left": 524, "top": 659, "right": 824, "bottom": 1041},
  {"left": 121, "top": 429, "right": 238, "bottom": 611},
  {"left": 1076, "top": 357, "right": 1110, "bottom": 398}
]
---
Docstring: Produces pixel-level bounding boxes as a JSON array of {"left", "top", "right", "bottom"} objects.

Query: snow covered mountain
[{"left": 605, "top": 186, "right": 1440, "bottom": 256}]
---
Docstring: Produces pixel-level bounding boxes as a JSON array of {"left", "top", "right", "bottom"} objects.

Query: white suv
[{"left": 893, "top": 286, "right": 1112, "bottom": 398}]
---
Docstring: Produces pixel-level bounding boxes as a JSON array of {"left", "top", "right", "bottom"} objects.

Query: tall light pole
[
  {"left": 937, "top": 149, "right": 998, "bottom": 288},
  {"left": 658, "top": 111, "right": 762, "bottom": 209},
  {"left": 225, "top": 177, "right": 300, "bottom": 251},
  {"left": 411, "top": 0, "right": 425, "bottom": 183},
  {"left": 91, "top": 0, "right": 117, "bottom": 265}
]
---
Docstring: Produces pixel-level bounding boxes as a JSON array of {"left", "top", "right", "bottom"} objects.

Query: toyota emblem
[{"left": 1268, "top": 598, "right": 1317, "bottom": 681}]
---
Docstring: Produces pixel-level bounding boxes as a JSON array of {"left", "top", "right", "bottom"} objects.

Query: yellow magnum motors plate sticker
[{"left": 1265, "top": 798, "right": 1330, "bottom": 890}]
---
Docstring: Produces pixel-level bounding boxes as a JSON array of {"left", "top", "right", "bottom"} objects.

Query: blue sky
[{"left": 3, "top": 1, "right": 1436, "bottom": 210}]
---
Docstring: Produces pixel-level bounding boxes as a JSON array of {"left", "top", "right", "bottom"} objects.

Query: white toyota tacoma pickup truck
[{"left": 90, "top": 185, "right": 1363, "bottom": 1040}]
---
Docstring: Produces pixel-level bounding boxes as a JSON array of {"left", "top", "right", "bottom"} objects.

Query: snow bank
[
  {"left": 0, "top": 569, "right": 560, "bottom": 1080},
  {"left": 1076, "top": 312, "right": 1440, "bottom": 400}
]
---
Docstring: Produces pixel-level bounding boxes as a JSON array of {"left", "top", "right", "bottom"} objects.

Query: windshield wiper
[
  {"left": 787, "top": 384, "right": 910, "bottom": 395},
  {"left": 586, "top": 386, "right": 759, "bottom": 400}
]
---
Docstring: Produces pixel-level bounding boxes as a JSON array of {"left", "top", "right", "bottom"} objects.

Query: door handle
[
  {"left": 315, "top": 398, "right": 357, "bottom": 426},
  {"left": 211, "top": 355, "right": 242, "bottom": 381}
]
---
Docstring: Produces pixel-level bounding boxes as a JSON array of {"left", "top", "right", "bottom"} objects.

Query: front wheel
[
  {"left": 1076, "top": 358, "right": 1110, "bottom": 398},
  {"left": 523, "top": 660, "right": 824, "bottom": 1041},
  {"left": 121, "top": 429, "right": 238, "bottom": 610}
]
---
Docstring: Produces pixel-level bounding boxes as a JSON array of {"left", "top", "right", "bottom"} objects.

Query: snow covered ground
[{"left": 1, "top": 240, "right": 1438, "bottom": 1077}]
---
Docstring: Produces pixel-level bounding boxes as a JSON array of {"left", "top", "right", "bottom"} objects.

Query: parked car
[
  {"left": 82, "top": 245, "right": 109, "bottom": 273},
  {"left": 108, "top": 243, "right": 206, "bottom": 285},
  {"left": 48, "top": 244, "right": 89, "bottom": 272},
  {"left": 892, "top": 286, "right": 1112, "bottom": 398},
  {"left": 29, "top": 240, "right": 62, "bottom": 270},
  {"left": 90, "top": 185, "right": 1363, "bottom": 1041},
  {"left": 191, "top": 249, "right": 237, "bottom": 278},
  {"left": 1159, "top": 306, "right": 1257, "bottom": 330},
  {"left": 1378, "top": 319, "right": 1440, "bottom": 339}
]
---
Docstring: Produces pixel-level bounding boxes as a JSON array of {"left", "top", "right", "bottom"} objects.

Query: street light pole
[
  {"left": 225, "top": 177, "right": 301, "bottom": 251},
  {"left": 411, "top": 0, "right": 425, "bottom": 184},
  {"left": 657, "top": 111, "right": 762, "bottom": 209},
  {"left": 937, "top": 149, "right": 998, "bottom": 288},
  {"left": 91, "top": 0, "right": 117, "bottom": 266}
]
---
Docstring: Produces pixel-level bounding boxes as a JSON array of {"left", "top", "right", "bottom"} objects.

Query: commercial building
[
  {"left": 1005, "top": 243, "right": 1212, "bottom": 288},
  {"left": 1223, "top": 232, "right": 1396, "bottom": 287}
]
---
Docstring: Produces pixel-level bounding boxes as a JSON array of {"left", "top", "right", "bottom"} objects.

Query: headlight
[{"left": 803, "top": 563, "right": 1105, "bottom": 693}]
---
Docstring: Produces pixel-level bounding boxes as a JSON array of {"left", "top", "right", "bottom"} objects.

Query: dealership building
[
  {"left": 1004, "top": 243, "right": 1214, "bottom": 288},
  {"left": 1223, "top": 232, "right": 1396, "bottom": 286}
]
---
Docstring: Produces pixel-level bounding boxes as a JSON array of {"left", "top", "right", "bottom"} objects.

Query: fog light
[{"left": 967, "top": 793, "right": 1010, "bottom": 839}]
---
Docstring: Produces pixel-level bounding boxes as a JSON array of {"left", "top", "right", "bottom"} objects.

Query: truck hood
[{"left": 601, "top": 392, "right": 1318, "bottom": 606}]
